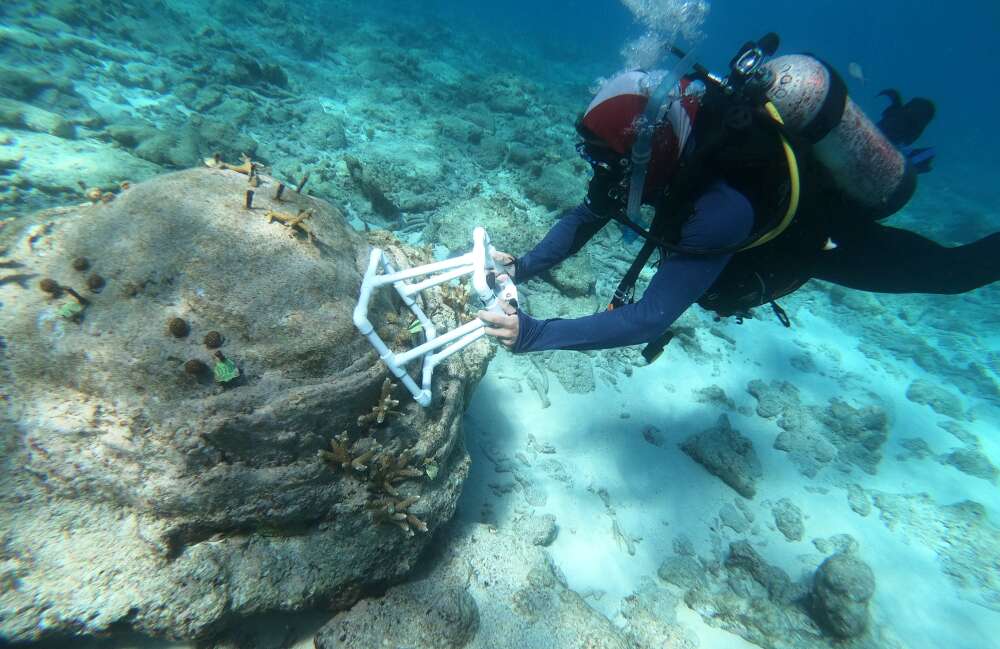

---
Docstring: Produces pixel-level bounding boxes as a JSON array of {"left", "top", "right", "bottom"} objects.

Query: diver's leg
[{"left": 811, "top": 222, "right": 1000, "bottom": 294}]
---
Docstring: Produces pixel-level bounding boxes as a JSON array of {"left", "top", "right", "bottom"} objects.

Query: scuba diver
[{"left": 478, "top": 34, "right": 1000, "bottom": 359}]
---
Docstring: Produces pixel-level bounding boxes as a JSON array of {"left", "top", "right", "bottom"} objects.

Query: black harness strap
[
  {"left": 606, "top": 154, "right": 704, "bottom": 311},
  {"left": 771, "top": 301, "right": 791, "bottom": 327},
  {"left": 605, "top": 162, "right": 699, "bottom": 363},
  {"left": 608, "top": 110, "right": 726, "bottom": 311},
  {"left": 608, "top": 234, "right": 657, "bottom": 309}
]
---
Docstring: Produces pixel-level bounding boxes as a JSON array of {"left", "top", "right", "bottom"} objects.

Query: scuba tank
[{"left": 762, "top": 54, "right": 916, "bottom": 219}]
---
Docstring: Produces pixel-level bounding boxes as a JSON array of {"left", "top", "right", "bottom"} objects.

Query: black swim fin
[
  {"left": 878, "top": 88, "right": 903, "bottom": 109},
  {"left": 877, "top": 89, "right": 936, "bottom": 147}
]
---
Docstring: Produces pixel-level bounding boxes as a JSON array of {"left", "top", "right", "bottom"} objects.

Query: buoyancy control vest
[
  {"left": 584, "top": 68, "right": 804, "bottom": 315},
  {"left": 579, "top": 38, "right": 921, "bottom": 359}
]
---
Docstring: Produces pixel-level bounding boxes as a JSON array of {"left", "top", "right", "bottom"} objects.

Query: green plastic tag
[
  {"left": 56, "top": 301, "right": 83, "bottom": 319},
  {"left": 213, "top": 358, "right": 240, "bottom": 383}
]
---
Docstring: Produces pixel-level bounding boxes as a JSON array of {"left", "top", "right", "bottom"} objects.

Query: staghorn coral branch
[
  {"left": 204, "top": 152, "right": 257, "bottom": 175},
  {"left": 319, "top": 433, "right": 380, "bottom": 476},
  {"left": 406, "top": 514, "right": 428, "bottom": 534},
  {"left": 395, "top": 495, "right": 420, "bottom": 510},
  {"left": 369, "top": 496, "right": 427, "bottom": 536},
  {"left": 350, "top": 448, "right": 377, "bottom": 472},
  {"left": 265, "top": 208, "right": 315, "bottom": 243},
  {"left": 357, "top": 378, "right": 400, "bottom": 428},
  {"left": 319, "top": 432, "right": 352, "bottom": 470}
]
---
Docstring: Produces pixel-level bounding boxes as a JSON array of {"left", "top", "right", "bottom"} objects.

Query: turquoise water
[{"left": 1, "top": 1, "right": 998, "bottom": 648}]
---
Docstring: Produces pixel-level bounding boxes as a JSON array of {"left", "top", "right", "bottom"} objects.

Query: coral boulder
[{"left": 0, "top": 167, "right": 490, "bottom": 642}]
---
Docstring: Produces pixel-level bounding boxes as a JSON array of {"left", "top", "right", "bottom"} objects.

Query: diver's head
[{"left": 576, "top": 70, "right": 703, "bottom": 202}]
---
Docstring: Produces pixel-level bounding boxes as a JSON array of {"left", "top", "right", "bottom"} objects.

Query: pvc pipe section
[{"left": 354, "top": 227, "right": 508, "bottom": 407}]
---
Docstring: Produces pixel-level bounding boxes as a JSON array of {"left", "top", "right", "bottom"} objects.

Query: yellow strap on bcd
[{"left": 740, "top": 101, "right": 801, "bottom": 251}]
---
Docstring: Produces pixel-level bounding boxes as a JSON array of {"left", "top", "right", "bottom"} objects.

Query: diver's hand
[
  {"left": 478, "top": 300, "right": 519, "bottom": 350},
  {"left": 491, "top": 251, "right": 516, "bottom": 280}
]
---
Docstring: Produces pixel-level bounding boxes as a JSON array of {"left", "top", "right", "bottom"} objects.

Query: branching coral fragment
[
  {"left": 320, "top": 433, "right": 351, "bottom": 470},
  {"left": 368, "top": 496, "right": 427, "bottom": 536},
  {"left": 320, "top": 432, "right": 380, "bottom": 475},
  {"left": 357, "top": 378, "right": 400, "bottom": 428},
  {"left": 406, "top": 513, "right": 429, "bottom": 534},
  {"left": 351, "top": 447, "right": 377, "bottom": 472},
  {"left": 368, "top": 447, "right": 424, "bottom": 496},
  {"left": 317, "top": 381, "right": 431, "bottom": 537},
  {"left": 204, "top": 152, "right": 257, "bottom": 176},
  {"left": 265, "top": 208, "right": 315, "bottom": 243}
]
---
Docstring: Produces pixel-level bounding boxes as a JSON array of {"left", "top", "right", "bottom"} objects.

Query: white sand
[{"left": 460, "top": 303, "right": 1000, "bottom": 649}]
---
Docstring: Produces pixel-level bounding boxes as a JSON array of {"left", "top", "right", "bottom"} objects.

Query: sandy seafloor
[
  {"left": 459, "top": 295, "right": 1000, "bottom": 649},
  {"left": 1, "top": 0, "right": 999, "bottom": 647}
]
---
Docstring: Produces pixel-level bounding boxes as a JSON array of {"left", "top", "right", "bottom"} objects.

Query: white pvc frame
[{"left": 353, "top": 227, "right": 509, "bottom": 407}]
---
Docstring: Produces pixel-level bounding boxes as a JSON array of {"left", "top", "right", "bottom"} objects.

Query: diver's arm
[
  {"left": 512, "top": 181, "right": 753, "bottom": 352},
  {"left": 515, "top": 203, "right": 610, "bottom": 281},
  {"left": 515, "top": 164, "right": 623, "bottom": 280}
]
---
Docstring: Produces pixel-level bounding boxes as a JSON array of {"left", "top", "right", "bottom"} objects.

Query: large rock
[
  {"left": 870, "top": 493, "right": 1000, "bottom": 612},
  {"left": 0, "top": 168, "right": 490, "bottom": 642},
  {"left": 748, "top": 380, "right": 888, "bottom": 477},
  {"left": 544, "top": 251, "right": 595, "bottom": 297},
  {"left": 0, "top": 97, "right": 76, "bottom": 139},
  {"left": 109, "top": 117, "right": 258, "bottom": 169},
  {"left": 680, "top": 415, "right": 762, "bottom": 498},
  {"left": 315, "top": 517, "right": 634, "bottom": 649},
  {"left": 2, "top": 127, "right": 162, "bottom": 202},
  {"left": 546, "top": 349, "right": 595, "bottom": 393},
  {"left": 905, "top": 378, "right": 965, "bottom": 420},
  {"left": 620, "top": 577, "right": 700, "bottom": 649},
  {"left": 937, "top": 446, "right": 998, "bottom": 482},
  {"left": 427, "top": 193, "right": 549, "bottom": 258},
  {"left": 681, "top": 542, "right": 901, "bottom": 649},
  {"left": 810, "top": 553, "right": 875, "bottom": 638},
  {"left": 772, "top": 498, "right": 805, "bottom": 542},
  {"left": 314, "top": 579, "right": 480, "bottom": 649},
  {"left": 817, "top": 399, "right": 889, "bottom": 475},
  {"left": 747, "top": 379, "right": 800, "bottom": 419}
]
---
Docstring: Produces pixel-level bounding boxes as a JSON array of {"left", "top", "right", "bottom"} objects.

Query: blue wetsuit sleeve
[
  {"left": 513, "top": 181, "right": 753, "bottom": 353},
  {"left": 516, "top": 203, "right": 610, "bottom": 281}
]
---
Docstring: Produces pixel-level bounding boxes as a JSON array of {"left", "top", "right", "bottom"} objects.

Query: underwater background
[{"left": 0, "top": 1, "right": 998, "bottom": 649}]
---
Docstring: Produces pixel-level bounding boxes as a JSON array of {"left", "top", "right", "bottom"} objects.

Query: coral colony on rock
[{"left": 0, "top": 1, "right": 998, "bottom": 649}]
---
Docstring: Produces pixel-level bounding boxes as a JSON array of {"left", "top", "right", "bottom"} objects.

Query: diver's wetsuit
[
  {"left": 514, "top": 181, "right": 750, "bottom": 352},
  {"left": 811, "top": 222, "right": 1000, "bottom": 294},
  {"left": 512, "top": 183, "right": 1000, "bottom": 354}
]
